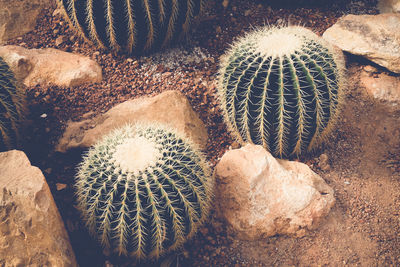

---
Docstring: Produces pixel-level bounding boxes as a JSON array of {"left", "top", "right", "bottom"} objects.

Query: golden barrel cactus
[
  {"left": 218, "top": 26, "right": 345, "bottom": 158},
  {"left": 60, "top": 0, "right": 202, "bottom": 55},
  {"left": 75, "top": 124, "right": 213, "bottom": 260}
]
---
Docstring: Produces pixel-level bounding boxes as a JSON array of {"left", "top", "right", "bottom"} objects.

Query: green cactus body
[
  {"left": 0, "top": 57, "right": 24, "bottom": 151},
  {"left": 60, "top": 0, "right": 202, "bottom": 55},
  {"left": 75, "top": 124, "right": 213, "bottom": 260},
  {"left": 218, "top": 26, "right": 345, "bottom": 158}
]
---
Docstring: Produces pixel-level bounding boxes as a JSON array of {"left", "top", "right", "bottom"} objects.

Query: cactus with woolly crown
[
  {"left": 60, "top": 0, "right": 202, "bottom": 55},
  {"left": 217, "top": 26, "right": 345, "bottom": 158},
  {"left": 0, "top": 57, "right": 24, "bottom": 151},
  {"left": 75, "top": 123, "right": 213, "bottom": 260}
]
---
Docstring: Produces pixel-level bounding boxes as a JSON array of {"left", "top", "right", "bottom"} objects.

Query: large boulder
[
  {"left": 56, "top": 90, "right": 208, "bottom": 152},
  {"left": 323, "top": 14, "right": 400, "bottom": 73},
  {"left": 214, "top": 144, "right": 335, "bottom": 240},
  {"left": 0, "top": 45, "right": 102, "bottom": 87},
  {"left": 378, "top": 0, "right": 400, "bottom": 13},
  {"left": 0, "top": 0, "right": 52, "bottom": 43},
  {"left": 0, "top": 150, "right": 77, "bottom": 266}
]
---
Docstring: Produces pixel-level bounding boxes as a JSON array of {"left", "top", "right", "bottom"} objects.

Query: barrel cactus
[
  {"left": 217, "top": 26, "right": 345, "bottom": 158},
  {"left": 75, "top": 123, "right": 213, "bottom": 260},
  {"left": 0, "top": 57, "right": 24, "bottom": 151},
  {"left": 60, "top": 0, "right": 203, "bottom": 55}
]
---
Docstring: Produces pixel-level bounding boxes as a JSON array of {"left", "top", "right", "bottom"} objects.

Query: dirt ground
[{"left": 5, "top": 0, "right": 400, "bottom": 266}]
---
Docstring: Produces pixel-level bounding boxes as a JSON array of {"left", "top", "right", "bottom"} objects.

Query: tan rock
[
  {"left": 56, "top": 90, "right": 208, "bottom": 152},
  {"left": 360, "top": 70, "right": 400, "bottom": 107},
  {"left": 0, "top": 0, "right": 51, "bottom": 43},
  {"left": 323, "top": 14, "right": 400, "bottom": 73},
  {"left": 214, "top": 144, "right": 335, "bottom": 240},
  {"left": 0, "top": 45, "right": 102, "bottom": 87},
  {"left": 378, "top": 0, "right": 400, "bottom": 13},
  {"left": 0, "top": 150, "right": 77, "bottom": 266}
]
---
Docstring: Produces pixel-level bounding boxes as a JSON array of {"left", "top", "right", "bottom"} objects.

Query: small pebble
[
  {"left": 319, "top": 153, "right": 331, "bottom": 171},
  {"left": 363, "top": 65, "right": 377, "bottom": 73},
  {"left": 222, "top": 0, "right": 229, "bottom": 9},
  {"left": 55, "top": 36, "right": 66, "bottom": 46},
  {"left": 56, "top": 183, "right": 67, "bottom": 191}
]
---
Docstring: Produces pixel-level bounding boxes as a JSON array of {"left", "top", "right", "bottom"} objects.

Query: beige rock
[
  {"left": 56, "top": 90, "right": 208, "bottom": 152},
  {"left": 378, "top": 0, "right": 400, "bottom": 13},
  {"left": 323, "top": 14, "right": 400, "bottom": 73},
  {"left": 360, "top": 70, "right": 400, "bottom": 107},
  {"left": 0, "top": 45, "right": 102, "bottom": 87},
  {"left": 0, "top": 0, "right": 52, "bottom": 43},
  {"left": 0, "top": 150, "right": 77, "bottom": 266},
  {"left": 214, "top": 144, "right": 335, "bottom": 240}
]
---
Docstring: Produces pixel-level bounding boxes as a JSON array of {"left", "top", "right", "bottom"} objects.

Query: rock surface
[
  {"left": 56, "top": 90, "right": 208, "bottom": 152},
  {"left": 0, "top": 0, "right": 51, "bottom": 43},
  {"left": 0, "top": 150, "right": 77, "bottom": 266},
  {"left": 214, "top": 144, "right": 335, "bottom": 240},
  {"left": 0, "top": 45, "right": 102, "bottom": 87},
  {"left": 360, "top": 68, "right": 400, "bottom": 107},
  {"left": 378, "top": 0, "right": 400, "bottom": 13},
  {"left": 323, "top": 14, "right": 400, "bottom": 73}
]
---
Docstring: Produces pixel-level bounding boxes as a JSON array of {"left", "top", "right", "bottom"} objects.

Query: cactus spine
[
  {"left": 218, "top": 26, "right": 345, "bottom": 158},
  {"left": 60, "top": 0, "right": 202, "bottom": 55},
  {"left": 0, "top": 57, "right": 24, "bottom": 151},
  {"left": 75, "top": 124, "right": 213, "bottom": 260}
]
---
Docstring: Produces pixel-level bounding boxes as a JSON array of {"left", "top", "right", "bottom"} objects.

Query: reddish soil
[{"left": 6, "top": 0, "right": 400, "bottom": 266}]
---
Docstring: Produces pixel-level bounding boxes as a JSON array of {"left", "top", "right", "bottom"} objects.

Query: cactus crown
[
  {"left": 0, "top": 57, "right": 24, "bottom": 151},
  {"left": 218, "top": 26, "right": 345, "bottom": 158},
  {"left": 60, "top": 0, "right": 203, "bottom": 55},
  {"left": 75, "top": 123, "right": 213, "bottom": 260}
]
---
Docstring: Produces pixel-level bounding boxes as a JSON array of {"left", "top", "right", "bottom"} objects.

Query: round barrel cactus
[
  {"left": 217, "top": 26, "right": 345, "bottom": 158},
  {"left": 0, "top": 57, "right": 24, "bottom": 151},
  {"left": 60, "top": 0, "right": 202, "bottom": 55},
  {"left": 75, "top": 123, "right": 213, "bottom": 260}
]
